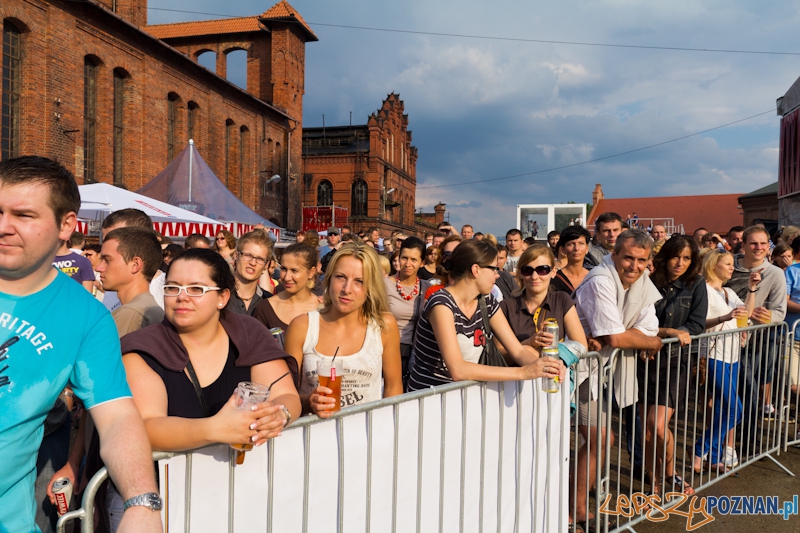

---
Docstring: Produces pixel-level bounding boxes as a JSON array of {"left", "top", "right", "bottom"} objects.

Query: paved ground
[{"left": 630, "top": 445, "right": 800, "bottom": 533}]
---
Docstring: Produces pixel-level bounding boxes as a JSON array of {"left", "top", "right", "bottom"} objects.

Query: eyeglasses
[
  {"left": 442, "top": 251, "right": 453, "bottom": 258},
  {"left": 162, "top": 285, "right": 221, "bottom": 297},
  {"left": 480, "top": 265, "right": 499, "bottom": 272},
  {"left": 520, "top": 265, "right": 553, "bottom": 277},
  {"left": 236, "top": 252, "right": 267, "bottom": 265}
]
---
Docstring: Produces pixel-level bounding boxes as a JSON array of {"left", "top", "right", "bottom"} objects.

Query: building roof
[
  {"left": 260, "top": 1, "right": 318, "bottom": 41},
  {"left": 739, "top": 181, "right": 778, "bottom": 200},
  {"left": 587, "top": 193, "right": 744, "bottom": 235},
  {"left": 146, "top": 17, "right": 262, "bottom": 40},
  {"left": 302, "top": 125, "right": 370, "bottom": 155},
  {"left": 146, "top": 1, "right": 318, "bottom": 42}
]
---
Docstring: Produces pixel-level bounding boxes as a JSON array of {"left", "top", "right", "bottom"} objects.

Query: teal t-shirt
[{"left": 0, "top": 271, "right": 132, "bottom": 533}]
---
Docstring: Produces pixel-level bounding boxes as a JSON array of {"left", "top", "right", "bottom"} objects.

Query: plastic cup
[
  {"left": 231, "top": 381, "right": 270, "bottom": 464},
  {"left": 736, "top": 315, "right": 749, "bottom": 329},
  {"left": 316, "top": 359, "right": 344, "bottom": 413}
]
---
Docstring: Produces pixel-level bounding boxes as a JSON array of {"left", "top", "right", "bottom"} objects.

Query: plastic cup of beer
[
  {"left": 231, "top": 381, "right": 270, "bottom": 465},
  {"left": 736, "top": 314, "right": 749, "bottom": 329},
  {"left": 316, "top": 359, "right": 344, "bottom": 413}
]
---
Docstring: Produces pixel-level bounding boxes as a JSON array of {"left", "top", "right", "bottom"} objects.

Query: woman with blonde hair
[
  {"left": 284, "top": 243, "right": 403, "bottom": 417},
  {"left": 693, "top": 250, "right": 758, "bottom": 472},
  {"left": 213, "top": 229, "right": 237, "bottom": 267},
  {"left": 254, "top": 243, "right": 320, "bottom": 349}
]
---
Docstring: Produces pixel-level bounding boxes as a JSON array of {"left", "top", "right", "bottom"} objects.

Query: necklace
[{"left": 395, "top": 274, "right": 419, "bottom": 301}]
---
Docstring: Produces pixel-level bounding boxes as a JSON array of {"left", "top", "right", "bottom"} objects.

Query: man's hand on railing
[{"left": 750, "top": 306, "right": 772, "bottom": 325}]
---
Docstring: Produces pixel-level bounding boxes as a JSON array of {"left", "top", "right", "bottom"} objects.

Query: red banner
[
  {"left": 76, "top": 221, "right": 280, "bottom": 241},
  {"left": 302, "top": 206, "right": 348, "bottom": 232}
]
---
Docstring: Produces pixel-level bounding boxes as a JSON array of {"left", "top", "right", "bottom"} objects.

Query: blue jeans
[
  {"left": 695, "top": 360, "right": 742, "bottom": 464},
  {"left": 35, "top": 418, "right": 71, "bottom": 533}
]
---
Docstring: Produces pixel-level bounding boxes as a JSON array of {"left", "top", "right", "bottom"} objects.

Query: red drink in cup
[{"left": 316, "top": 359, "right": 343, "bottom": 413}]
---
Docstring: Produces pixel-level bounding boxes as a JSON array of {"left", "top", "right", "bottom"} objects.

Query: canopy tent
[
  {"left": 137, "top": 141, "right": 281, "bottom": 233},
  {"left": 77, "top": 183, "right": 271, "bottom": 239}
]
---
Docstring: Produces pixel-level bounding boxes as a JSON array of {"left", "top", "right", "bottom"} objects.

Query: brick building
[
  {"left": 0, "top": 0, "right": 315, "bottom": 228},
  {"left": 302, "top": 94, "right": 444, "bottom": 237}
]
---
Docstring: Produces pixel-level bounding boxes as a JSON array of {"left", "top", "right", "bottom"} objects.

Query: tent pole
[{"left": 188, "top": 139, "right": 194, "bottom": 202}]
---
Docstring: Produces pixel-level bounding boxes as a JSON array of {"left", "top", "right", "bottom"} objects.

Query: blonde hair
[
  {"left": 236, "top": 230, "right": 274, "bottom": 255},
  {"left": 782, "top": 225, "right": 800, "bottom": 246},
  {"left": 514, "top": 244, "right": 556, "bottom": 293},
  {"left": 377, "top": 254, "right": 391, "bottom": 276},
  {"left": 483, "top": 233, "right": 498, "bottom": 246},
  {"left": 322, "top": 243, "right": 389, "bottom": 331},
  {"left": 702, "top": 249, "right": 732, "bottom": 283}
]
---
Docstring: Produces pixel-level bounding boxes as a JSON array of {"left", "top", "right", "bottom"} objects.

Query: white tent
[{"left": 79, "top": 183, "right": 219, "bottom": 224}]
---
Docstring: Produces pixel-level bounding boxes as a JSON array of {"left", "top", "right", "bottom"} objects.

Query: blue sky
[{"left": 149, "top": 0, "right": 800, "bottom": 235}]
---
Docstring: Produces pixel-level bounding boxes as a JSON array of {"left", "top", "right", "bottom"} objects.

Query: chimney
[
  {"left": 592, "top": 184, "right": 604, "bottom": 207},
  {"left": 434, "top": 202, "right": 446, "bottom": 224}
]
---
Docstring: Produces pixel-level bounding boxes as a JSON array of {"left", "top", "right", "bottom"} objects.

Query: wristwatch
[
  {"left": 281, "top": 406, "right": 292, "bottom": 427},
  {"left": 123, "top": 492, "right": 163, "bottom": 512}
]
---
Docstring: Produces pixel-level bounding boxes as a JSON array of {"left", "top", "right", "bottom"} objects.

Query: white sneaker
[
  {"left": 724, "top": 446, "right": 739, "bottom": 468},
  {"left": 763, "top": 404, "right": 776, "bottom": 418}
]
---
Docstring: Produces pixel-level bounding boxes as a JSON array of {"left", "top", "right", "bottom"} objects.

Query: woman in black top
[
  {"left": 121, "top": 249, "right": 300, "bottom": 452},
  {"left": 550, "top": 225, "right": 592, "bottom": 294},
  {"left": 418, "top": 245, "right": 438, "bottom": 281},
  {"left": 638, "top": 236, "right": 707, "bottom": 496}
]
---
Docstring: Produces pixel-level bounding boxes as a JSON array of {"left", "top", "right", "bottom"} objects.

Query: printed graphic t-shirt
[
  {"left": 53, "top": 252, "right": 95, "bottom": 283},
  {"left": 0, "top": 272, "right": 131, "bottom": 533},
  {"left": 408, "top": 290, "right": 499, "bottom": 391}
]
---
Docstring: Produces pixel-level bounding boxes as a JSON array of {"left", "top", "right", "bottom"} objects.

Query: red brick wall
[{"left": 0, "top": 0, "right": 304, "bottom": 228}]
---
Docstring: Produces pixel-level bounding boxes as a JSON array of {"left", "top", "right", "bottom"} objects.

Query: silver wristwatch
[
  {"left": 123, "top": 492, "right": 163, "bottom": 512},
  {"left": 281, "top": 406, "right": 292, "bottom": 427}
]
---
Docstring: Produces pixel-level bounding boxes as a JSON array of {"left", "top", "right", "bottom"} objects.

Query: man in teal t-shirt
[{"left": 0, "top": 156, "right": 162, "bottom": 533}]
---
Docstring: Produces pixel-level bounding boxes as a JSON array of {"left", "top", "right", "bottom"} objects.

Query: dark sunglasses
[
  {"left": 520, "top": 265, "right": 552, "bottom": 277},
  {"left": 442, "top": 250, "right": 453, "bottom": 258},
  {"left": 480, "top": 265, "right": 499, "bottom": 272}
]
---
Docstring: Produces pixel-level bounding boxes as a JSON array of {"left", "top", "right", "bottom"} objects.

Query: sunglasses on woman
[{"left": 520, "top": 265, "right": 552, "bottom": 277}]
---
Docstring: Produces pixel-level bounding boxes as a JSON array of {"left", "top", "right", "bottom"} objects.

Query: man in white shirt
[{"left": 571, "top": 230, "right": 662, "bottom": 528}]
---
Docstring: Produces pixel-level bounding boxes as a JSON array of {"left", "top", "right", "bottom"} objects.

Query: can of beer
[
  {"left": 52, "top": 477, "right": 72, "bottom": 516},
  {"left": 541, "top": 320, "right": 560, "bottom": 393}
]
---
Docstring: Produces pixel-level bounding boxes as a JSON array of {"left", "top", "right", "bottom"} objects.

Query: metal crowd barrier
[
  {"left": 570, "top": 321, "right": 797, "bottom": 533},
  {"left": 58, "top": 378, "right": 572, "bottom": 533}
]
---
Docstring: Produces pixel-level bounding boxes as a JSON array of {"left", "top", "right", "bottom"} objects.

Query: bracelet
[{"left": 748, "top": 288, "right": 759, "bottom": 293}]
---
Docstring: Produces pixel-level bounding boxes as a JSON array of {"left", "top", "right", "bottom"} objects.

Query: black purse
[{"left": 478, "top": 296, "right": 508, "bottom": 367}]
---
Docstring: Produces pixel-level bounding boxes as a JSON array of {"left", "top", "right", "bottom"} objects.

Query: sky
[{"left": 149, "top": 0, "right": 800, "bottom": 236}]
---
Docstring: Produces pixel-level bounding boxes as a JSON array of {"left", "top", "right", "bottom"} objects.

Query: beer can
[
  {"left": 542, "top": 320, "right": 560, "bottom": 393},
  {"left": 52, "top": 477, "right": 72, "bottom": 516}
]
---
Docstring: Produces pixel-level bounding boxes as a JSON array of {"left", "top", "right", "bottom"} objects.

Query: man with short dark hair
[
  {"left": 102, "top": 208, "right": 153, "bottom": 233},
  {"left": 726, "top": 225, "right": 745, "bottom": 253},
  {"left": 341, "top": 225, "right": 352, "bottom": 235},
  {"left": 494, "top": 245, "right": 516, "bottom": 299},
  {"left": 0, "top": 156, "right": 161, "bottom": 533},
  {"left": 547, "top": 230, "right": 560, "bottom": 253},
  {"left": 573, "top": 230, "right": 662, "bottom": 528},
  {"left": 474, "top": 232, "right": 484, "bottom": 240},
  {"left": 504, "top": 229, "right": 523, "bottom": 273},
  {"left": 432, "top": 232, "right": 446, "bottom": 248},
  {"left": 424, "top": 232, "right": 433, "bottom": 245},
  {"left": 69, "top": 231, "right": 86, "bottom": 254},
  {"left": 229, "top": 230, "right": 273, "bottom": 315},
  {"left": 97, "top": 227, "right": 165, "bottom": 335},
  {"left": 365, "top": 226, "right": 381, "bottom": 249},
  {"left": 587, "top": 212, "right": 626, "bottom": 266},
  {"left": 693, "top": 227, "right": 708, "bottom": 246},
  {"left": 461, "top": 225, "right": 474, "bottom": 239},
  {"left": 184, "top": 233, "right": 210, "bottom": 249}
]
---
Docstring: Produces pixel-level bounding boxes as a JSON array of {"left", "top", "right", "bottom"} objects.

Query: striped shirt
[{"left": 408, "top": 290, "right": 499, "bottom": 391}]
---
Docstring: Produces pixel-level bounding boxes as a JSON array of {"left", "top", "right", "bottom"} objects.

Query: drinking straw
[{"left": 267, "top": 371, "right": 291, "bottom": 394}]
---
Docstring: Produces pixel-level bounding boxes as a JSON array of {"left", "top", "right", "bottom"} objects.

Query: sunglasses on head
[{"left": 520, "top": 265, "right": 552, "bottom": 277}]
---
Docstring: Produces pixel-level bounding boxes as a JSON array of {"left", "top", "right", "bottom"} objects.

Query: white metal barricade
[{"left": 59, "top": 378, "right": 572, "bottom": 533}]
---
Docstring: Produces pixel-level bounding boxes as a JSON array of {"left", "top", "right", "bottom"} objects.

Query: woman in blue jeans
[{"left": 694, "top": 250, "right": 758, "bottom": 472}]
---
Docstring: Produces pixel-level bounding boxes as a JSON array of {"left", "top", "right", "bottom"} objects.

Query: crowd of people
[{"left": 2, "top": 155, "right": 799, "bottom": 533}]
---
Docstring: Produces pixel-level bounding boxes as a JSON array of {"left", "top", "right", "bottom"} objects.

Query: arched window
[
  {"left": 225, "top": 119, "right": 235, "bottom": 187},
  {"left": 351, "top": 179, "right": 368, "bottom": 217},
  {"left": 2, "top": 21, "right": 22, "bottom": 160},
  {"left": 187, "top": 101, "right": 199, "bottom": 143},
  {"left": 167, "top": 93, "right": 180, "bottom": 162},
  {"left": 239, "top": 125, "right": 249, "bottom": 198},
  {"left": 83, "top": 56, "right": 100, "bottom": 183},
  {"left": 113, "top": 68, "right": 128, "bottom": 187},
  {"left": 317, "top": 180, "right": 333, "bottom": 206}
]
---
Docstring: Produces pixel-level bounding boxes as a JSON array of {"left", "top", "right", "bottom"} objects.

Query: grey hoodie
[{"left": 726, "top": 254, "right": 786, "bottom": 323}]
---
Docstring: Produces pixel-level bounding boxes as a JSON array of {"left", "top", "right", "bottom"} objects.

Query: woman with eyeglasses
[
  {"left": 213, "top": 230, "right": 237, "bottom": 268},
  {"left": 120, "top": 248, "right": 301, "bottom": 453},
  {"left": 407, "top": 240, "right": 565, "bottom": 391},
  {"left": 497, "top": 244, "right": 587, "bottom": 356},
  {"left": 384, "top": 237, "right": 431, "bottom": 390},
  {"left": 419, "top": 245, "right": 439, "bottom": 281},
  {"left": 551, "top": 225, "right": 593, "bottom": 294},
  {"left": 283, "top": 243, "right": 403, "bottom": 417},
  {"left": 227, "top": 230, "right": 273, "bottom": 316},
  {"left": 254, "top": 243, "right": 321, "bottom": 352}
]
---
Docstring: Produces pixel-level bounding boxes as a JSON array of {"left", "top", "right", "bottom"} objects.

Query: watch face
[{"left": 148, "top": 493, "right": 164, "bottom": 511}]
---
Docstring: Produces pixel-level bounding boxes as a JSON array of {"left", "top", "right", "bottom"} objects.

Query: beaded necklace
[{"left": 395, "top": 274, "right": 420, "bottom": 301}]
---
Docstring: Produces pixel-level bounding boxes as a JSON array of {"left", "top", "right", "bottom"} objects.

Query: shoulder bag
[{"left": 478, "top": 295, "right": 508, "bottom": 367}]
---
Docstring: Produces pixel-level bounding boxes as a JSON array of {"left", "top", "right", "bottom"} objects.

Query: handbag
[{"left": 478, "top": 296, "right": 508, "bottom": 367}]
